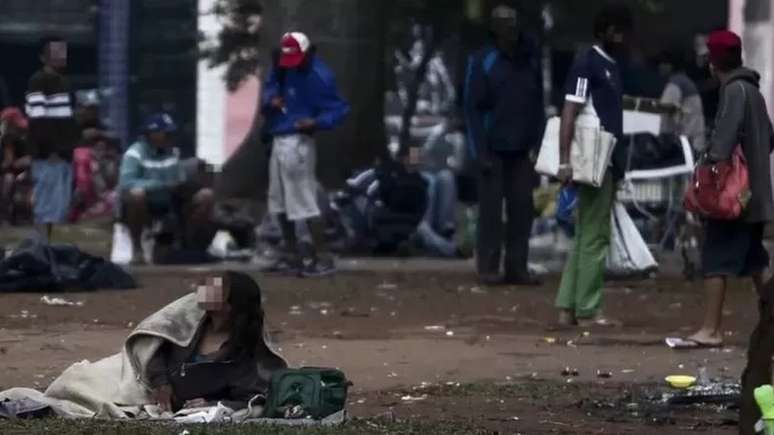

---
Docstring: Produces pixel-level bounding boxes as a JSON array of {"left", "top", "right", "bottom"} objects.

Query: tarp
[{"left": 0, "top": 238, "right": 136, "bottom": 292}]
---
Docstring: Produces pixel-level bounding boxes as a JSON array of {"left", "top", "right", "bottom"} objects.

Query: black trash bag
[{"left": 0, "top": 238, "right": 137, "bottom": 292}]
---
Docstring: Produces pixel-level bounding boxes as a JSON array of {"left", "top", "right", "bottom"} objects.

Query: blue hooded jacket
[{"left": 261, "top": 56, "right": 350, "bottom": 136}]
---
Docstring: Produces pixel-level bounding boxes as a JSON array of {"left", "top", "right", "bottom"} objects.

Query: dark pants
[{"left": 476, "top": 153, "right": 535, "bottom": 279}]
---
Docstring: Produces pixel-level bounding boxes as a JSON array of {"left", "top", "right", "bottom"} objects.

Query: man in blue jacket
[
  {"left": 464, "top": 5, "right": 544, "bottom": 286},
  {"left": 262, "top": 32, "right": 350, "bottom": 278}
]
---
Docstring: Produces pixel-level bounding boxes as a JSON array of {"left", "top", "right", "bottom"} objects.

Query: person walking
[
  {"left": 679, "top": 31, "right": 774, "bottom": 348},
  {"left": 464, "top": 4, "right": 544, "bottom": 286},
  {"left": 25, "top": 37, "right": 78, "bottom": 241},
  {"left": 261, "top": 32, "right": 350, "bottom": 278},
  {"left": 555, "top": 4, "right": 633, "bottom": 327}
]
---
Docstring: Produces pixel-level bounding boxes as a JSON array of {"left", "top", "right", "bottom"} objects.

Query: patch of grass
[{"left": 0, "top": 418, "right": 490, "bottom": 435}]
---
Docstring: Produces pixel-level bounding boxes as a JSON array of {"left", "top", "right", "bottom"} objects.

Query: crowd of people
[{"left": 1, "top": 4, "right": 772, "bottom": 348}]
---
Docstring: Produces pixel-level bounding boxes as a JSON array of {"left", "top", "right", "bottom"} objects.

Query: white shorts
[{"left": 268, "top": 134, "right": 320, "bottom": 221}]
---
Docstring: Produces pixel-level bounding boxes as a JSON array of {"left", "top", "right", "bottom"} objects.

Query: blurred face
[
  {"left": 196, "top": 275, "right": 231, "bottom": 314},
  {"left": 602, "top": 26, "right": 628, "bottom": 56},
  {"left": 492, "top": 17, "right": 520, "bottom": 44},
  {"left": 44, "top": 41, "right": 68, "bottom": 71},
  {"left": 146, "top": 131, "right": 170, "bottom": 148}
]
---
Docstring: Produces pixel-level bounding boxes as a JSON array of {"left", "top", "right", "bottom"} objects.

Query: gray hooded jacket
[{"left": 708, "top": 67, "right": 774, "bottom": 223}]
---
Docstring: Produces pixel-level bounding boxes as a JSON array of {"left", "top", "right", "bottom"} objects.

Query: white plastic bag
[
  {"left": 535, "top": 116, "right": 561, "bottom": 177},
  {"left": 606, "top": 202, "right": 657, "bottom": 275},
  {"left": 110, "top": 223, "right": 154, "bottom": 265}
]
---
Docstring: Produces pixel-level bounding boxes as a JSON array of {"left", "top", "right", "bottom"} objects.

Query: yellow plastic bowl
[{"left": 666, "top": 375, "right": 697, "bottom": 389}]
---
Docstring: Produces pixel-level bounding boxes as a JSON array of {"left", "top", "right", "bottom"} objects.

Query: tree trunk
[{"left": 213, "top": 91, "right": 268, "bottom": 200}]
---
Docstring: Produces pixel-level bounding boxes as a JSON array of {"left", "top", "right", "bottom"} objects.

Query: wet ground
[{"left": 0, "top": 258, "right": 759, "bottom": 433}]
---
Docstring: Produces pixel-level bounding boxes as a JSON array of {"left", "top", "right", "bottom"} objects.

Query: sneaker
[{"left": 299, "top": 257, "right": 337, "bottom": 278}]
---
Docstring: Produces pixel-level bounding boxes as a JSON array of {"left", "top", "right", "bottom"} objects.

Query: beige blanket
[{"left": 0, "top": 293, "right": 286, "bottom": 419}]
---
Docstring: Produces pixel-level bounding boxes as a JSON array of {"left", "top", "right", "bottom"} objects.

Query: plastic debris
[
  {"left": 543, "top": 337, "right": 557, "bottom": 344},
  {"left": 424, "top": 325, "right": 446, "bottom": 332},
  {"left": 401, "top": 394, "right": 428, "bottom": 402},
  {"left": 445, "top": 331, "right": 455, "bottom": 337},
  {"left": 40, "top": 296, "right": 84, "bottom": 307},
  {"left": 561, "top": 367, "right": 580, "bottom": 377}
]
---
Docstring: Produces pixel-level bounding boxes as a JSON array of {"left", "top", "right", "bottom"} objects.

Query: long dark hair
[{"left": 224, "top": 271, "right": 265, "bottom": 360}]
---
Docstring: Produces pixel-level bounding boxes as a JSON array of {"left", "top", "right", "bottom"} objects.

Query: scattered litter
[
  {"left": 320, "top": 309, "right": 329, "bottom": 316},
  {"left": 401, "top": 394, "right": 427, "bottom": 402},
  {"left": 332, "top": 330, "right": 344, "bottom": 339},
  {"left": 543, "top": 337, "right": 557, "bottom": 344},
  {"left": 621, "top": 369, "right": 636, "bottom": 374},
  {"left": 126, "top": 322, "right": 134, "bottom": 329},
  {"left": 445, "top": 331, "right": 455, "bottom": 337},
  {"left": 596, "top": 370, "right": 613, "bottom": 379},
  {"left": 561, "top": 367, "right": 580, "bottom": 377},
  {"left": 356, "top": 399, "right": 366, "bottom": 405},
  {"left": 582, "top": 331, "right": 591, "bottom": 337},
  {"left": 387, "top": 372, "right": 398, "bottom": 378},
  {"left": 510, "top": 416, "right": 520, "bottom": 421},
  {"left": 40, "top": 296, "right": 83, "bottom": 307},
  {"left": 378, "top": 282, "right": 398, "bottom": 290},
  {"left": 289, "top": 306, "right": 303, "bottom": 316},
  {"left": 92, "top": 319, "right": 100, "bottom": 324},
  {"left": 445, "top": 382, "right": 461, "bottom": 387},
  {"left": 424, "top": 325, "right": 446, "bottom": 332}
]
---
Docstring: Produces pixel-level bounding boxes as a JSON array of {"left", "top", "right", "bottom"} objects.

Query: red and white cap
[{"left": 279, "top": 32, "right": 311, "bottom": 68}]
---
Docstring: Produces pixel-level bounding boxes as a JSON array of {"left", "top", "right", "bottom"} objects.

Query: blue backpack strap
[{"left": 482, "top": 48, "right": 499, "bottom": 77}]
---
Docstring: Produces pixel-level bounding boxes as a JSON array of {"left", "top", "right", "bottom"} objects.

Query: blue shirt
[
  {"left": 261, "top": 57, "right": 350, "bottom": 136},
  {"left": 564, "top": 45, "right": 626, "bottom": 177}
]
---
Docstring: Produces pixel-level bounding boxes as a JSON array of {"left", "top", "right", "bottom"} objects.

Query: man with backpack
[
  {"left": 464, "top": 5, "right": 544, "bottom": 286},
  {"left": 261, "top": 32, "right": 350, "bottom": 277}
]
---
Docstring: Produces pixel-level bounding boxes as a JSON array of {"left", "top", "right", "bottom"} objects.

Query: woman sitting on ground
[{"left": 146, "top": 271, "right": 286, "bottom": 412}]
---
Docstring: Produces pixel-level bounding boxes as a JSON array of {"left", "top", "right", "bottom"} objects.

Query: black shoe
[
  {"left": 299, "top": 257, "right": 337, "bottom": 278},
  {"left": 503, "top": 274, "right": 543, "bottom": 287}
]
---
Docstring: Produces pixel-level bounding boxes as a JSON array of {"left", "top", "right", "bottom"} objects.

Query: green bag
[{"left": 263, "top": 367, "right": 351, "bottom": 420}]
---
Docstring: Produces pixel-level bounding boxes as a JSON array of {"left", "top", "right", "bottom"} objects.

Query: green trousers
[{"left": 555, "top": 174, "right": 614, "bottom": 318}]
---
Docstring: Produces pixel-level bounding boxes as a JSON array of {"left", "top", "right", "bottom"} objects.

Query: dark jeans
[{"left": 476, "top": 153, "right": 535, "bottom": 279}]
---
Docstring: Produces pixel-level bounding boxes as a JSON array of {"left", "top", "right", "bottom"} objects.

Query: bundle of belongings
[
  {"left": 0, "top": 293, "right": 350, "bottom": 425},
  {"left": 335, "top": 159, "right": 428, "bottom": 254},
  {"left": 0, "top": 237, "right": 136, "bottom": 292}
]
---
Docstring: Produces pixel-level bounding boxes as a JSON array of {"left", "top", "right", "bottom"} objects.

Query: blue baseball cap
[{"left": 143, "top": 113, "right": 177, "bottom": 133}]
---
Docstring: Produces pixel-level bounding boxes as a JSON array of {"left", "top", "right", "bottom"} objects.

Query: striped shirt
[
  {"left": 25, "top": 69, "right": 78, "bottom": 159},
  {"left": 118, "top": 140, "right": 185, "bottom": 192}
]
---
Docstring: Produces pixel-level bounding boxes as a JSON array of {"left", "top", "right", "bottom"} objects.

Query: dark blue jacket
[
  {"left": 464, "top": 37, "right": 545, "bottom": 159},
  {"left": 261, "top": 57, "right": 350, "bottom": 136}
]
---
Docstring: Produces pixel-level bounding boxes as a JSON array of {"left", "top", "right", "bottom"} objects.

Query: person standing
[
  {"left": 680, "top": 31, "right": 774, "bottom": 348},
  {"left": 262, "top": 32, "right": 350, "bottom": 278},
  {"left": 554, "top": 4, "right": 632, "bottom": 327},
  {"left": 25, "top": 37, "right": 78, "bottom": 241},
  {"left": 464, "top": 5, "right": 544, "bottom": 286},
  {"left": 657, "top": 50, "right": 707, "bottom": 152}
]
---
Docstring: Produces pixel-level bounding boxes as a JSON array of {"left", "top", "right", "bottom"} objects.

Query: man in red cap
[
  {"left": 677, "top": 30, "right": 774, "bottom": 351},
  {"left": 261, "top": 32, "right": 350, "bottom": 278},
  {"left": 0, "top": 107, "right": 31, "bottom": 225}
]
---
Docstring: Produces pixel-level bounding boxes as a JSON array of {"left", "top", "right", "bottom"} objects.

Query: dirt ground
[{"left": 0, "top": 263, "right": 760, "bottom": 434}]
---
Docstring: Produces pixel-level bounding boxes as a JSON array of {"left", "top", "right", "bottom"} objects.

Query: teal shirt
[{"left": 118, "top": 140, "right": 184, "bottom": 192}]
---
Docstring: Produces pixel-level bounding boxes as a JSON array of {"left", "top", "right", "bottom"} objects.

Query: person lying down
[{"left": 0, "top": 271, "right": 287, "bottom": 420}]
